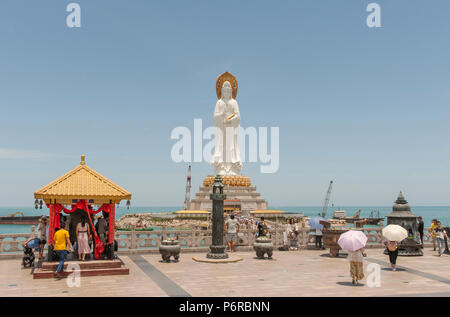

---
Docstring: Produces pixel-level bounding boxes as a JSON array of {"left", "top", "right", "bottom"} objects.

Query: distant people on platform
[
  {"left": 434, "top": 221, "right": 448, "bottom": 257},
  {"left": 225, "top": 214, "right": 239, "bottom": 252},
  {"left": 385, "top": 240, "right": 399, "bottom": 271},
  {"left": 284, "top": 219, "right": 299, "bottom": 250},
  {"left": 76, "top": 216, "right": 91, "bottom": 261},
  {"left": 239, "top": 218, "right": 247, "bottom": 230},
  {"left": 69, "top": 217, "right": 77, "bottom": 247},
  {"left": 444, "top": 226, "right": 450, "bottom": 254},
  {"left": 315, "top": 227, "right": 324, "bottom": 250},
  {"left": 417, "top": 216, "right": 424, "bottom": 248},
  {"left": 429, "top": 219, "right": 438, "bottom": 251},
  {"left": 282, "top": 219, "right": 291, "bottom": 250},
  {"left": 60, "top": 215, "right": 70, "bottom": 231},
  {"left": 96, "top": 214, "right": 109, "bottom": 244},
  {"left": 347, "top": 247, "right": 366, "bottom": 285},
  {"left": 257, "top": 217, "right": 268, "bottom": 237},
  {"left": 37, "top": 216, "right": 48, "bottom": 259},
  {"left": 249, "top": 219, "right": 256, "bottom": 231},
  {"left": 53, "top": 227, "right": 73, "bottom": 278}
]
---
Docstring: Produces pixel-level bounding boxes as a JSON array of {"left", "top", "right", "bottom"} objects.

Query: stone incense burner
[
  {"left": 159, "top": 239, "right": 180, "bottom": 262},
  {"left": 253, "top": 236, "right": 274, "bottom": 259}
]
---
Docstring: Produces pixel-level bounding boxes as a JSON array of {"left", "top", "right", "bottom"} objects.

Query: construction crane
[
  {"left": 352, "top": 209, "right": 361, "bottom": 219},
  {"left": 321, "top": 180, "right": 333, "bottom": 218},
  {"left": 183, "top": 165, "right": 192, "bottom": 210}
]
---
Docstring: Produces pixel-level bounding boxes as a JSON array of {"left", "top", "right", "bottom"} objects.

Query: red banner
[{"left": 52, "top": 200, "right": 113, "bottom": 215}]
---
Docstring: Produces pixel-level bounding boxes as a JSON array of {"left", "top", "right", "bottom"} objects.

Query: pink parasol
[{"left": 338, "top": 230, "right": 368, "bottom": 251}]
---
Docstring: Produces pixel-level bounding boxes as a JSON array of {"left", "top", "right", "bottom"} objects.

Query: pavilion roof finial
[{"left": 81, "top": 155, "right": 86, "bottom": 165}]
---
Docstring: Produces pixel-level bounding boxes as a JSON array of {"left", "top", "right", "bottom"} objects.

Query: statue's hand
[{"left": 224, "top": 114, "right": 239, "bottom": 124}]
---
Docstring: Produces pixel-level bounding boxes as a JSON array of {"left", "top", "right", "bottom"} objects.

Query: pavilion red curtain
[{"left": 52, "top": 200, "right": 113, "bottom": 215}]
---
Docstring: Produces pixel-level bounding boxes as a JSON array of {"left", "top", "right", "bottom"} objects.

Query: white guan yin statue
[{"left": 211, "top": 72, "right": 242, "bottom": 176}]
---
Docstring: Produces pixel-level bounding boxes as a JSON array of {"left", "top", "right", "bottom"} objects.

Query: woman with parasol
[
  {"left": 338, "top": 230, "right": 368, "bottom": 285},
  {"left": 382, "top": 224, "right": 408, "bottom": 271}
]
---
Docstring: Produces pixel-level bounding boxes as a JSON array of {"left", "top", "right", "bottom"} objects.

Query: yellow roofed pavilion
[
  {"left": 34, "top": 155, "right": 131, "bottom": 205},
  {"left": 250, "top": 210, "right": 285, "bottom": 214},
  {"left": 250, "top": 210, "right": 286, "bottom": 217}
]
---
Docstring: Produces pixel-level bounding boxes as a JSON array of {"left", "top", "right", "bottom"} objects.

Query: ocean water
[
  {"left": 278, "top": 206, "right": 450, "bottom": 227},
  {"left": 0, "top": 206, "right": 449, "bottom": 234}
]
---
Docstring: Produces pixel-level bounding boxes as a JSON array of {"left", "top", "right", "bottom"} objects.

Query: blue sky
[{"left": 0, "top": 0, "right": 449, "bottom": 207}]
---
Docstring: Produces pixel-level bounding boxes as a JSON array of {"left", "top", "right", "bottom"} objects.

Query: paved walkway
[{"left": 0, "top": 248, "right": 449, "bottom": 297}]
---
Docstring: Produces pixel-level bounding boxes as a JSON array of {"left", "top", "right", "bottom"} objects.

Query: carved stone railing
[
  {"left": 364, "top": 228, "right": 384, "bottom": 245},
  {"left": 116, "top": 228, "right": 213, "bottom": 250},
  {"left": 0, "top": 226, "right": 35, "bottom": 253},
  {"left": 0, "top": 226, "right": 436, "bottom": 256},
  {"left": 115, "top": 226, "right": 436, "bottom": 251},
  {"left": 115, "top": 226, "right": 382, "bottom": 251}
]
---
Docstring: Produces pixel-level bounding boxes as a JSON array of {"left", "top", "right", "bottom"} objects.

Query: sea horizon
[
  {"left": 1, "top": 205, "right": 449, "bottom": 234},
  {"left": 1, "top": 205, "right": 450, "bottom": 208}
]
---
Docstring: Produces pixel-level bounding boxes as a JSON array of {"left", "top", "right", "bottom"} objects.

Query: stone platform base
[
  {"left": 192, "top": 255, "right": 243, "bottom": 263},
  {"left": 187, "top": 175, "right": 268, "bottom": 212},
  {"left": 33, "top": 259, "right": 129, "bottom": 279}
]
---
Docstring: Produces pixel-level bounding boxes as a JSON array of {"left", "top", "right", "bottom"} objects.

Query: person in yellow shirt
[
  {"left": 53, "top": 227, "right": 73, "bottom": 278},
  {"left": 429, "top": 219, "right": 438, "bottom": 251}
]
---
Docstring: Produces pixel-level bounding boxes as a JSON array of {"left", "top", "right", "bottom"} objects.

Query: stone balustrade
[
  {"left": 0, "top": 225, "right": 437, "bottom": 256},
  {"left": 0, "top": 227, "right": 35, "bottom": 254},
  {"left": 114, "top": 226, "right": 435, "bottom": 252}
]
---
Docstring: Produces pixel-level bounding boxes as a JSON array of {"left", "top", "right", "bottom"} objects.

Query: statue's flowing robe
[{"left": 212, "top": 98, "right": 242, "bottom": 175}]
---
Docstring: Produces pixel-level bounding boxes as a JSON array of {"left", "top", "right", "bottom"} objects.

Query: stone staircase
[
  {"left": 188, "top": 183, "right": 268, "bottom": 212},
  {"left": 33, "top": 259, "right": 129, "bottom": 279}
]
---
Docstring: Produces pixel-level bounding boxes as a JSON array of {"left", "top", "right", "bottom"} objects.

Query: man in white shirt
[
  {"left": 225, "top": 214, "right": 239, "bottom": 252},
  {"left": 315, "top": 228, "right": 324, "bottom": 250},
  {"left": 434, "top": 221, "right": 449, "bottom": 256}
]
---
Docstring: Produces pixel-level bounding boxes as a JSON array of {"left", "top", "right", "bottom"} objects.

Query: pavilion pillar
[
  {"left": 108, "top": 203, "right": 115, "bottom": 259},
  {"left": 48, "top": 204, "right": 55, "bottom": 245},
  {"left": 109, "top": 204, "right": 115, "bottom": 244},
  {"left": 47, "top": 204, "right": 55, "bottom": 261}
]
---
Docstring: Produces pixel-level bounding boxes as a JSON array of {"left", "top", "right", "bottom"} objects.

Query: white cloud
[{"left": 0, "top": 148, "right": 59, "bottom": 160}]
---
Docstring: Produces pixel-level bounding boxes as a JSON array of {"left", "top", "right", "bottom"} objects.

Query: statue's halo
[{"left": 216, "top": 71, "right": 238, "bottom": 99}]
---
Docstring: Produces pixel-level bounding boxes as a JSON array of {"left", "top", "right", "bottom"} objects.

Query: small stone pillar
[{"left": 207, "top": 175, "right": 228, "bottom": 259}]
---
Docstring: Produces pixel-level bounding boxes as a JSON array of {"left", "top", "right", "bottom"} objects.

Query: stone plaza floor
[{"left": 0, "top": 248, "right": 449, "bottom": 297}]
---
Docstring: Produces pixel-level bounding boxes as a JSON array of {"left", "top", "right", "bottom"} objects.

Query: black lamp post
[{"left": 207, "top": 175, "right": 228, "bottom": 259}]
